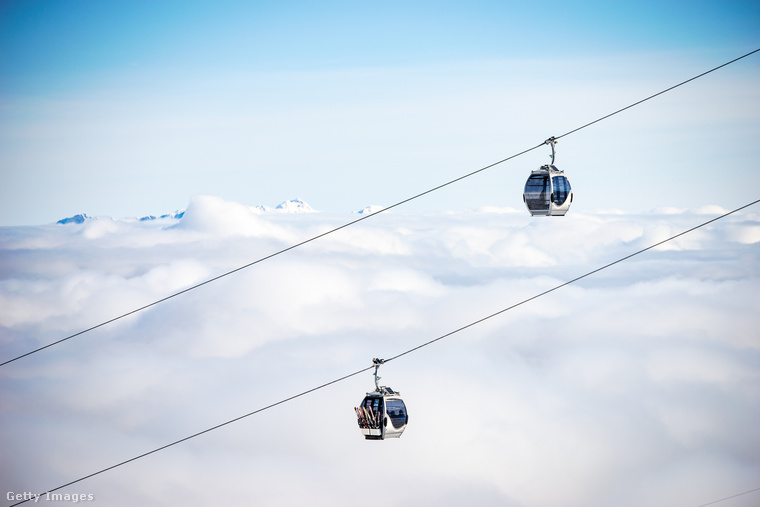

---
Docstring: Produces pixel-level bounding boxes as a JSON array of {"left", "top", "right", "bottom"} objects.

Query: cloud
[
  {"left": 1, "top": 197, "right": 759, "bottom": 507},
  {"left": 176, "top": 195, "right": 295, "bottom": 239}
]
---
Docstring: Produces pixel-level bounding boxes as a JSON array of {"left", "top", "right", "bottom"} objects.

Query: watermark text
[{"left": 6, "top": 492, "right": 95, "bottom": 503}]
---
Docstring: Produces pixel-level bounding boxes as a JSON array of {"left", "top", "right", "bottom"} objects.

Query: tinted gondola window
[
  {"left": 385, "top": 399, "right": 407, "bottom": 429},
  {"left": 524, "top": 174, "right": 550, "bottom": 211},
  {"left": 552, "top": 176, "right": 571, "bottom": 205},
  {"left": 525, "top": 174, "right": 549, "bottom": 195}
]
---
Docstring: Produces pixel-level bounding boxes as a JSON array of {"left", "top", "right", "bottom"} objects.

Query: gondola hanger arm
[
  {"left": 545, "top": 136, "right": 557, "bottom": 164},
  {"left": 372, "top": 358, "right": 385, "bottom": 391}
]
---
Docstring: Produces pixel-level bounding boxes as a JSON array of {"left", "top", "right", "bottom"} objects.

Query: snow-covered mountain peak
[
  {"left": 139, "top": 210, "right": 186, "bottom": 221},
  {"left": 275, "top": 199, "right": 316, "bottom": 213},
  {"left": 55, "top": 198, "right": 317, "bottom": 225},
  {"left": 249, "top": 204, "right": 274, "bottom": 214},
  {"left": 57, "top": 213, "right": 90, "bottom": 225},
  {"left": 356, "top": 205, "right": 385, "bottom": 215}
]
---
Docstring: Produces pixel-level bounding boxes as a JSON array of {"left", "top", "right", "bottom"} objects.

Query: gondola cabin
[
  {"left": 355, "top": 387, "right": 408, "bottom": 440},
  {"left": 523, "top": 164, "right": 573, "bottom": 216},
  {"left": 354, "top": 358, "right": 408, "bottom": 440}
]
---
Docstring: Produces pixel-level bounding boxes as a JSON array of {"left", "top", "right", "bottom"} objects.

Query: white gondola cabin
[
  {"left": 354, "top": 359, "right": 408, "bottom": 440},
  {"left": 523, "top": 137, "right": 573, "bottom": 216}
]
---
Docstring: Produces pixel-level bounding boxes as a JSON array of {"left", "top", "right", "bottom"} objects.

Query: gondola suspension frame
[
  {"left": 522, "top": 136, "right": 573, "bottom": 216},
  {"left": 354, "top": 358, "right": 408, "bottom": 440}
]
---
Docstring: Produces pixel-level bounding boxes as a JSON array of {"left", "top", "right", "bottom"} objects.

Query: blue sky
[
  {"left": 1, "top": 1, "right": 756, "bottom": 77},
  {"left": 1, "top": 1, "right": 759, "bottom": 225}
]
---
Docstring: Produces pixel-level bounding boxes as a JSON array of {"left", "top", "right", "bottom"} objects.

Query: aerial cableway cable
[
  {"left": 695, "top": 486, "right": 760, "bottom": 507},
  {"left": 9, "top": 197, "right": 759, "bottom": 507},
  {"left": 1, "top": 47, "right": 758, "bottom": 368}
]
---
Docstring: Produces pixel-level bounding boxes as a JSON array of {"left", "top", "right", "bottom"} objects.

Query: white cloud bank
[{"left": 1, "top": 197, "right": 759, "bottom": 507}]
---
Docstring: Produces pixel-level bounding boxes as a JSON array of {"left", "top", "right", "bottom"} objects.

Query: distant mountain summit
[
  {"left": 140, "top": 210, "right": 185, "bottom": 221},
  {"left": 356, "top": 205, "right": 385, "bottom": 215},
  {"left": 250, "top": 204, "right": 274, "bottom": 214},
  {"left": 56, "top": 198, "right": 317, "bottom": 225},
  {"left": 275, "top": 199, "right": 316, "bottom": 213},
  {"left": 57, "top": 213, "right": 90, "bottom": 224}
]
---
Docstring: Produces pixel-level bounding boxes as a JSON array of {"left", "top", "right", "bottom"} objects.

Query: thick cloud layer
[{"left": 1, "top": 197, "right": 759, "bottom": 507}]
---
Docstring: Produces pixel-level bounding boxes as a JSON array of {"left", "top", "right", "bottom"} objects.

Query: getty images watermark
[{"left": 7, "top": 492, "right": 95, "bottom": 503}]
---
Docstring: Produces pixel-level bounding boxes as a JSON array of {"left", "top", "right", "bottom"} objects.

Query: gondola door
[{"left": 358, "top": 395, "right": 385, "bottom": 440}]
